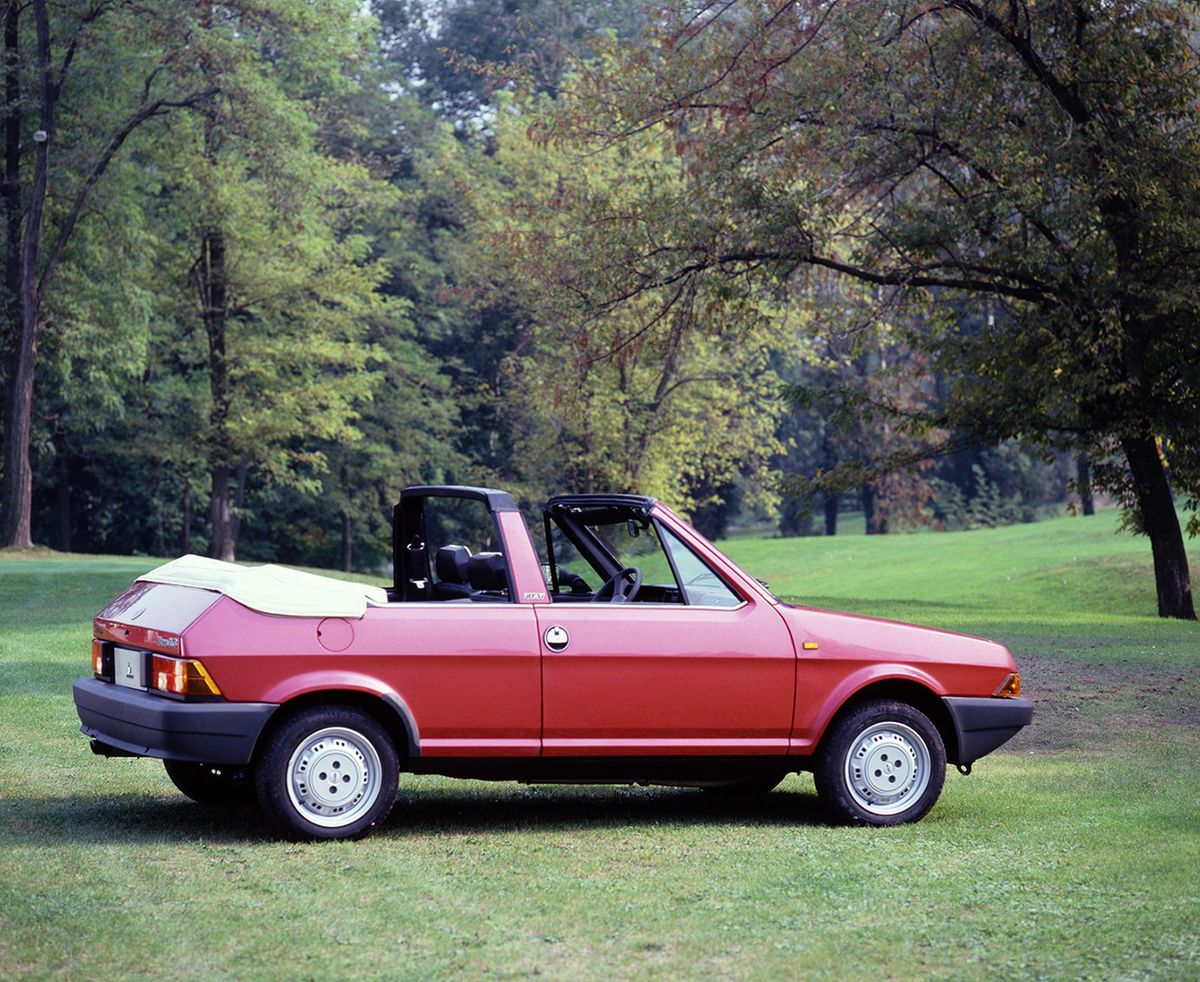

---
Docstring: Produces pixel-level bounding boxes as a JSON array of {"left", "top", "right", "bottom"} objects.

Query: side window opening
[
  {"left": 543, "top": 505, "right": 738, "bottom": 606},
  {"left": 415, "top": 496, "right": 511, "bottom": 603},
  {"left": 657, "top": 525, "right": 743, "bottom": 608},
  {"left": 543, "top": 520, "right": 598, "bottom": 595}
]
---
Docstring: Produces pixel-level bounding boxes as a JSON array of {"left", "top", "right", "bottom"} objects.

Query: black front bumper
[
  {"left": 73, "top": 677, "right": 277, "bottom": 765},
  {"left": 942, "top": 696, "right": 1034, "bottom": 765}
]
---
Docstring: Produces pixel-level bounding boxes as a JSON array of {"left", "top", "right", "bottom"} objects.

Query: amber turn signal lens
[
  {"left": 993, "top": 672, "right": 1022, "bottom": 698},
  {"left": 150, "top": 654, "right": 222, "bottom": 697}
]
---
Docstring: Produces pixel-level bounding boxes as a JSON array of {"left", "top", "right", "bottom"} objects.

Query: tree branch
[{"left": 38, "top": 86, "right": 218, "bottom": 295}]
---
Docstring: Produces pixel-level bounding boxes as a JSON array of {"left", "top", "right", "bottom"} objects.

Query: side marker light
[{"left": 993, "top": 673, "right": 1021, "bottom": 698}]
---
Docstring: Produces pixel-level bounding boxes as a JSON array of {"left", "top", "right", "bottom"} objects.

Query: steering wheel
[{"left": 591, "top": 565, "right": 643, "bottom": 603}]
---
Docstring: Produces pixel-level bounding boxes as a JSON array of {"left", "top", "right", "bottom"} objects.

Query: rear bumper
[
  {"left": 73, "top": 677, "right": 276, "bottom": 765},
  {"left": 942, "top": 696, "right": 1033, "bottom": 765}
]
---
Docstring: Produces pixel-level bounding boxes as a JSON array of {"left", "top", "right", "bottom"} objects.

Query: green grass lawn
[{"left": 1, "top": 511, "right": 1198, "bottom": 979}]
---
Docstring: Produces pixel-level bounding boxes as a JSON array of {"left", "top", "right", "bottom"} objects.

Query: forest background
[{"left": 1, "top": 0, "right": 1196, "bottom": 619}]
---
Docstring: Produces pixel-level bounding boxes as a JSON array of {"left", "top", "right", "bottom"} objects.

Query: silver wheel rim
[
  {"left": 843, "top": 721, "right": 931, "bottom": 816},
  {"left": 286, "top": 726, "right": 382, "bottom": 829}
]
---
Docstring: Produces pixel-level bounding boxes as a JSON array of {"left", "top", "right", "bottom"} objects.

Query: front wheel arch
[{"left": 817, "top": 679, "right": 958, "bottom": 765}]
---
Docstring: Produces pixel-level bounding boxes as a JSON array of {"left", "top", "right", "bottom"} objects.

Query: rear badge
[
  {"left": 113, "top": 647, "right": 145, "bottom": 689},
  {"left": 543, "top": 626, "right": 570, "bottom": 652}
]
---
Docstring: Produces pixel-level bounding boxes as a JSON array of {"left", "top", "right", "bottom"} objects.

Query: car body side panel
[
  {"left": 181, "top": 596, "right": 542, "bottom": 757},
  {"left": 780, "top": 604, "right": 1018, "bottom": 752},
  {"left": 537, "top": 600, "right": 796, "bottom": 755}
]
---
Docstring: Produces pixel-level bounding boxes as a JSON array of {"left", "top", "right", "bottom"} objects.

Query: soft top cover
[{"left": 138, "top": 554, "right": 388, "bottom": 619}]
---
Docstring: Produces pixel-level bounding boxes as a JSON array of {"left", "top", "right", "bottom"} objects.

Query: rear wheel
[
  {"left": 814, "top": 699, "right": 945, "bottom": 826},
  {"left": 163, "top": 760, "right": 252, "bottom": 807},
  {"left": 255, "top": 705, "right": 399, "bottom": 841}
]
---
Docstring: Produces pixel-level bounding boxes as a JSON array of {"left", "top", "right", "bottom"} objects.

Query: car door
[{"left": 537, "top": 518, "right": 796, "bottom": 755}]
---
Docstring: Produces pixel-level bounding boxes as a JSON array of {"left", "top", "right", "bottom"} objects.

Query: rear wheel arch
[{"left": 253, "top": 688, "right": 419, "bottom": 766}]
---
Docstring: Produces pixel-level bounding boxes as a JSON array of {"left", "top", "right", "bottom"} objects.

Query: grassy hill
[{"left": 1, "top": 512, "right": 1197, "bottom": 979}]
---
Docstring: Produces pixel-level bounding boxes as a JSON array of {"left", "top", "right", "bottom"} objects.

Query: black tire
[
  {"left": 163, "top": 760, "right": 253, "bottom": 807},
  {"left": 814, "top": 699, "right": 946, "bottom": 826},
  {"left": 701, "top": 772, "right": 789, "bottom": 797},
  {"left": 254, "top": 705, "right": 399, "bottom": 841}
]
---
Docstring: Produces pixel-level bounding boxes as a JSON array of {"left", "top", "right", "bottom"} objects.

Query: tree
[
  {"left": 472, "top": 93, "right": 790, "bottom": 513},
  {"left": 151, "top": 1, "right": 391, "bottom": 561},
  {"left": 375, "top": 0, "right": 648, "bottom": 130},
  {"left": 1, "top": 0, "right": 216, "bottom": 548},
  {"left": 537, "top": 1, "right": 1200, "bottom": 618}
]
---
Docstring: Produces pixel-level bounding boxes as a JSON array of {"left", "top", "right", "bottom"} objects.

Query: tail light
[
  {"left": 149, "top": 654, "right": 222, "bottom": 698},
  {"left": 91, "top": 639, "right": 114, "bottom": 680}
]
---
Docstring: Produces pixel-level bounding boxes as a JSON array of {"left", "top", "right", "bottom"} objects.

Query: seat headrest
[
  {"left": 468, "top": 552, "right": 508, "bottom": 592},
  {"left": 435, "top": 544, "right": 472, "bottom": 584}
]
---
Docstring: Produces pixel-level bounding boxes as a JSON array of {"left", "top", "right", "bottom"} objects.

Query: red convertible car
[{"left": 74, "top": 485, "right": 1032, "bottom": 840}]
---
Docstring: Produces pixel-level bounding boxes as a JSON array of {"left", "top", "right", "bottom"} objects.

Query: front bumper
[
  {"left": 73, "top": 677, "right": 277, "bottom": 765},
  {"left": 942, "top": 696, "right": 1034, "bottom": 765}
]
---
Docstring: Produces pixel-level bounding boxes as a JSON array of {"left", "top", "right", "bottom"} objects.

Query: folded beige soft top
[{"left": 138, "top": 554, "right": 388, "bottom": 618}]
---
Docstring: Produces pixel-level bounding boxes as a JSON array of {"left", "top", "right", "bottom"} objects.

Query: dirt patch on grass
[{"left": 1005, "top": 656, "right": 1200, "bottom": 753}]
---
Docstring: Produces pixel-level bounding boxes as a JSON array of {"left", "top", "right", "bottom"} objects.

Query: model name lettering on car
[{"left": 522, "top": 591, "right": 547, "bottom": 601}]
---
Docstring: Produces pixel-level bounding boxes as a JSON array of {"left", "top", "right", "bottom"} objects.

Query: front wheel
[
  {"left": 255, "top": 705, "right": 399, "bottom": 841},
  {"left": 814, "top": 699, "right": 946, "bottom": 826}
]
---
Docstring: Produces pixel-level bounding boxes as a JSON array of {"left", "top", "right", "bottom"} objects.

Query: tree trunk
[
  {"left": 1120, "top": 433, "right": 1195, "bottom": 620},
  {"left": 862, "top": 483, "right": 877, "bottom": 534},
  {"left": 153, "top": 501, "right": 165, "bottom": 557},
  {"left": 200, "top": 223, "right": 235, "bottom": 561},
  {"left": 180, "top": 483, "right": 191, "bottom": 555},
  {"left": 3, "top": 3, "right": 19, "bottom": 342},
  {"left": 0, "top": 0, "right": 49, "bottom": 549},
  {"left": 210, "top": 463, "right": 234, "bottom": 561},
  {"left": 54, "top": 446, "right": 71, "bottom": 551},
  {"left": 229, "top": 460, "right": 246, "bottom": 549},
  {"left": 341, "top": 507, "right": 352, "bottom": 572},
  {"left": 823, "top": 491, "right": 838, "bottom": 536},
  {"left": 0, "top": 315, "right": 36, "bottom": 546},
  {"left": 1077, "top": 454, "right": 1094, "bottom": 516}
]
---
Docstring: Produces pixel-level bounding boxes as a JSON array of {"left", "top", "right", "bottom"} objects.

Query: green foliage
[
  {"left": 525, "top": 0, "right": 1200, "bottom": 614},
  {"left": 376, "top": 0, "right": 648, "bottom": 130},
  {"left": 12, "top": 0, "right": 1182, "bottom": 584},
  {"left": 470, "top": 95, "right": 791, "bottom": 512}
]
